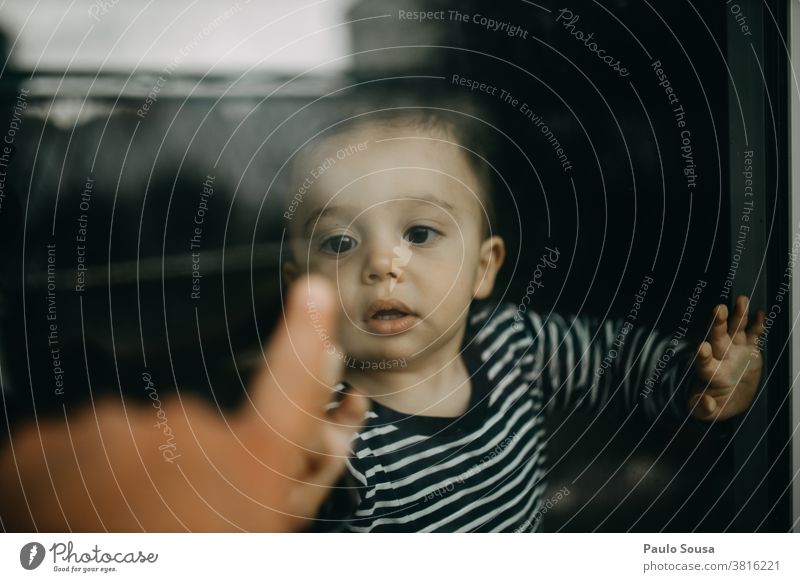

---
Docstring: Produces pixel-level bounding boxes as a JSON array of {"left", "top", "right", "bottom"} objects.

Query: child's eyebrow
[
  {"left": 303, "top": 205, "right": 358, "bottom": 235},
  {"left": 406, "top": 193, "right": 458, "bottom": 213},
  {"left": 301, "top": 194, "right": 458, "bottom": 235}
]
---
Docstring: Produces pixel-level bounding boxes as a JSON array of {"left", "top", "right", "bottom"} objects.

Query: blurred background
[{"left": 0, "top": 0, "right": 792, "bottom": 531}]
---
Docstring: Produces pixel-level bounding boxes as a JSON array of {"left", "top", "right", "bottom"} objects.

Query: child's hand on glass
[{"left": 688, "top": 295, "right": 765, "bottom": 421}]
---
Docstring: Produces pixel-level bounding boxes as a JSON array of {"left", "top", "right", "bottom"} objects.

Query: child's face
[{"left": 285, "top": 123, "right": 505, "bottom": 364}]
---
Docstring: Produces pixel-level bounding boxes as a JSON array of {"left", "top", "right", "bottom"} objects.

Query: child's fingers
[
  {"left": 698, "top": 393, "right": 717, "bottom": 414},
  {"left": 688, "top": 392, "right": 718, "bottom": 419},
  {"left": 728, "top": 295, "right": 749, "bottom": 343},
  {"left": 747, "top": 309, "right": 766, "bottom": 347},
  {"left": 695, "top": 341, "right": 723, "bottom": 385},
  {"left": 707, "top": 305, "right": 731, "bottom": 359},
  {"left": 696, "top": 341, "right": 714, "bottom": 369}
]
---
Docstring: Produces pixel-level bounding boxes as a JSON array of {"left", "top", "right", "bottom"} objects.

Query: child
[{"left": 281, "top": 108, "right": 766, "bottom": 532}]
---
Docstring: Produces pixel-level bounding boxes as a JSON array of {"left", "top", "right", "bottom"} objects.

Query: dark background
[{"left": 0, "top": 0, "right": 792, "bottom": 531}]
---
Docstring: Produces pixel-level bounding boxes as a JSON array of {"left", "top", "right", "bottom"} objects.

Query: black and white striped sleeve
[{"left": 523, "top": 311, "right": 698, "bottom": 419}]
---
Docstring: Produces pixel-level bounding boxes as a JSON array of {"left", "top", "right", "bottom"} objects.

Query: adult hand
[{"left": 0, "top": 275, "right": 367, "bottom": 531}]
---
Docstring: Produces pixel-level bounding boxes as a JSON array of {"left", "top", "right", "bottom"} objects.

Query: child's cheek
[
  {"left": 429, "top": 244, "right": 470, "bottom": 279},
  {"left": 310, "top": 256, "right": 356, "bottom": 285}
]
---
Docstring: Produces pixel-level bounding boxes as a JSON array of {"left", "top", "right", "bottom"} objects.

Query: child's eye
[
  {"left": 404, "top": 226, "right": 440, "bottom": 245},
  {"left": 320, "top": 234, "right": 358, "bottom": 255}
]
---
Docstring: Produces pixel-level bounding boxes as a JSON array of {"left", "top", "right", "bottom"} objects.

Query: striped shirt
[{"left": 321, "top": 301, "right": 696, "bottom": 532}]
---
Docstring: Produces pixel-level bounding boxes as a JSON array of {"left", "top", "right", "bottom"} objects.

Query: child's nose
[{"left": 361, "top": 237, "right": 409, "bottom": 285}]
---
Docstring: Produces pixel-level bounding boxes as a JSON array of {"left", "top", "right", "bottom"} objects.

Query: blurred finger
[
  {"left": 325, "top": 389, "right": 369, "bottom": 455},
  {"left": 245, "top": 275, "right": 340, "bottom": 445},
  {"left": 286, "top": 392, "right": 369, "bottom": 519},
  {"left": 329, "top": 388, "right": 369, "bottom": 428}
]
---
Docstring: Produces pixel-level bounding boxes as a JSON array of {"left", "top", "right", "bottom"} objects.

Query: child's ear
[{"left": 472, "top": 236, "right": 506, "bottom": 300}]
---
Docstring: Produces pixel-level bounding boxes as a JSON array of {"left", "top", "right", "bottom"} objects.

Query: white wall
[{"left": 0, "top": 0, "right": 359, "bottom": 74}]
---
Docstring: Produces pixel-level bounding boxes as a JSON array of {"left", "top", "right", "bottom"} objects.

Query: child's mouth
[
  {"left": 364, "top": 300, "right": 417, "bottom": 334},
  {"left": 372, "top": 309, "right": 407, "bottom": 320}
]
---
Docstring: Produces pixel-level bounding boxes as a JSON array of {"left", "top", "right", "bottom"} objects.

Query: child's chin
[
  {"left": 353, "top": 350, "right": 409, "bottom": 363},
  {"left": 346, "top": 346, "right": 414, "bottom": 368}
]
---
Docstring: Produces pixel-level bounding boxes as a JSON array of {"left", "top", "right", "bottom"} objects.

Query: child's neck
[{"left": 343, "top": 334, "right": 471, "bottom": 418}]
